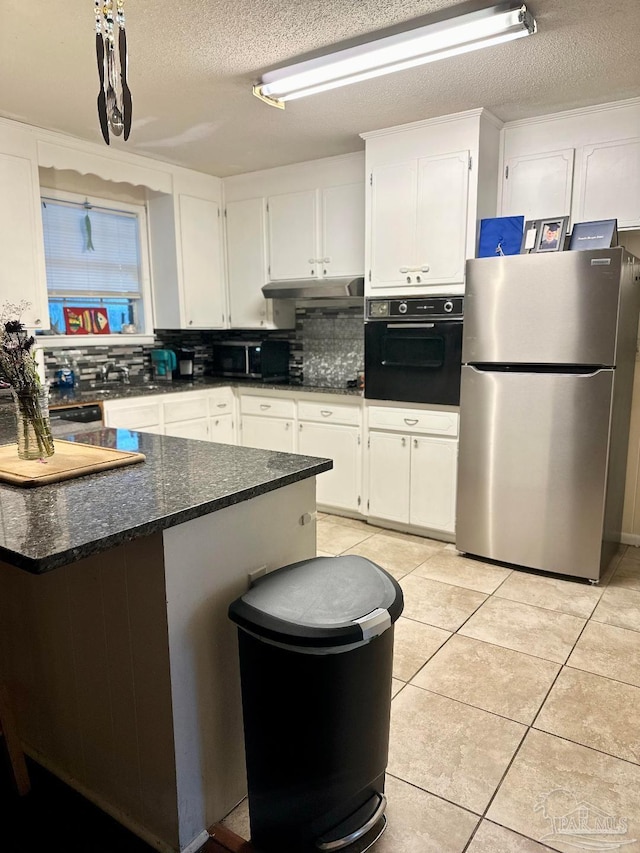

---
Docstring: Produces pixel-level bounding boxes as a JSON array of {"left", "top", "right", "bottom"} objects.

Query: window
[{"left": 39, "top": 191, "right": 152, "bottom": 339}]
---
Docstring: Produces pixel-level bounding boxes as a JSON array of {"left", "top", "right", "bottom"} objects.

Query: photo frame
[
  {"left": 534, "top": 216, "right": 569, "bottom": 253},
  {"left": 477, "top": 216, "right": 524, "bottom": 257},
  {"left": 568, "top": 219, "right": 618, "bottom": 251}
]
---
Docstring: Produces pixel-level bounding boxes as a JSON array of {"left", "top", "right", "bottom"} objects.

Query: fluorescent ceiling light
[{"left": 253, "top": 2, "right": 536, "bottom": 108}]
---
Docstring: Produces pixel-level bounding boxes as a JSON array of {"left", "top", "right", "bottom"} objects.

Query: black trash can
[{"left": 228, "top": 554, "right": 404, "bottom": 853}]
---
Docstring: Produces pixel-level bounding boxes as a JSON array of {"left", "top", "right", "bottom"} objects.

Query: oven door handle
[{"left": 386, "top": 323, "right": 435, "bottom": 329}]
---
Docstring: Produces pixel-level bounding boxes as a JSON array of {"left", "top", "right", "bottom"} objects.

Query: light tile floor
[{"left": 223, "top": 513, "right": 640, "bottom": 852}]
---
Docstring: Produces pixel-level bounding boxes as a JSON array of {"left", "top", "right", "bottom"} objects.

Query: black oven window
[{"left": 382, "top": 330, "right": 445, "bottom": 369}]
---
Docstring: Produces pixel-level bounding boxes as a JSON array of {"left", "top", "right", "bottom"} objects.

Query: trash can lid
[{"left": 228, "top": 555, "right": 404, "bottom": 649}]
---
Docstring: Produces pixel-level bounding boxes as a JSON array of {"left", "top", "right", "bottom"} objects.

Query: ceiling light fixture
[{"left": 253, "top": 2, "right": 536, "bottom": 109}]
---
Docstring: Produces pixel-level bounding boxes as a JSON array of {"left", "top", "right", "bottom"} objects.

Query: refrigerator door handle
[{"left": 468, "top": 365, "right": 609, "bottom": 378}]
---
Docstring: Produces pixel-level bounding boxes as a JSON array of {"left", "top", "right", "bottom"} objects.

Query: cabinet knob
[
  {"left": 401, "top": 437, "right": 406, "bottom": 447},
  {"left": 299, "top": 424, "right": 303, "bottom": 431},
  {"left": 215, "top": 419, "right": 219, "bottom": 425},
  {"left": 323, "top": 269, "right": 327, "bottom": 275},
  {"left": 413, "top": 438, "right": 418, "bottom": 449},
  {"left": 188, "top": 320, "right": 193, "bottom": 325},
  {"left": 416, "top": 275, "right": 421, "bottom": 283},
  {"left": 311, "top": 269, "right": 315, "bottom": 275},
  {"left": 34, "top": 318, "right": 41, "bottom": 326},
  {"left": 406, "top": 276, "right": 412, "bottom": 284},
  {"left": 285, "top": 422, "right": 290, "bottom": 430}
]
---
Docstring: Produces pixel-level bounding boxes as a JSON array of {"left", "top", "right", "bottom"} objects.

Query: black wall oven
[{"left": 364, "top": 296, "right": 463, "bottom": 405}]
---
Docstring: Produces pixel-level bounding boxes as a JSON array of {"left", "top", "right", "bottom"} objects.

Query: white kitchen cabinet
[
  {"left": 267, "top": 184, "right": 364, "bottom": 281},
  {"left": 209, "top": 413, "right": 235, "bottom": 445},
  {"left": 501, "top": 149, "right": 575, "bottom": 221},
  {"left": 165, "top": 419, "right": 209, "bottom": 440},
  {"left": 363, "top": 109, "right": 502, "bottom": 296},
  {"left": 367, "top": 405, "right": 458, "bottom": 537},
  {"left": 499, "top": 99, "right": 640, "bottom": 229},
  {"left": 103, "top": 398, "right": 162, "bottom": 432},
  {"left": 297, "top": 400, "right": 363, "bottom": 512},
  {"left": 207, "top": 387, "right": 236, "bottom": 444},
  {"left": 149, "top": 171, "right": 227, "bottom": 330},
  {"left": 239, "top": 394, "right": 296, "bottom": 452},
  {"left": 578, "top": 137, "right": 640, "bottom": 228},
  {"left": 0, "top": 122, "right": 49, "bottom": 329},
  {"left": 225, "top": 197, "right": 294, "bottom": 329}
]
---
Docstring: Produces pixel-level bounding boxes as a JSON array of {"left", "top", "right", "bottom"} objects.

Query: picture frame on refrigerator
[
  {"left": 568, "top": 219, "right": 618, "bottom": 251},
  {"left": 534, "top": 217, "right": 569, "bottom": 253}
]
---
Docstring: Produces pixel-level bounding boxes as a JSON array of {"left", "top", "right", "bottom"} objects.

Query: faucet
[{"left": 100, "top": 362, "right": 130, "bottom": 383}]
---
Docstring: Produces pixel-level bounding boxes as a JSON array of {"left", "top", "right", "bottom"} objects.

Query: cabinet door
[
  {"left": 226, "top": 198, "right": 270, "bottom": 328},
  {"left": 368, "top": 431, "right": 410, "bottom": 523},
  {"left": 165, "top": 419, "right": 209, "bottom": 440},
  {"left": 267, "top": 190, "right": 317, "bottom": 280},
  {"left": 369, "top": 162, "right": 418, "bottom": 290},
  {"left": 410, "top": 436, "right": 457, "bottom": 533},
  {"left": 298, "top": 422, "right": 361, "bottom": 512},
  {"left": 178, "top": 194, "right": 225, "bottom": 328},
  {"left": 579, "top": 138, "right": 640, "bottom": 228},
  {"left": 321, "top": 183, "right": 365, "bottom": 277},
  {"left": 0, "top": 149, "right": 48, "bottom": 329},
  {"left": 103, "top": 401, "right": 161, "bottom": 430},
  {"left": 501, "top": 149, "right": 574, "bottom": 221},
  {"left": 209, "top": 413, "right": 235, "bottom": 445},
  {"left": 241, "top": 414, "right": 295, "bottom": 452},
  {"left": 415, "top": 151, "right": 469, "bottom": 285}
]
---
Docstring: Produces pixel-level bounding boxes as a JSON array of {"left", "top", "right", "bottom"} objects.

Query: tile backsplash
[{"left": 42, "top": 304, "right": 365, "bottom": 388}]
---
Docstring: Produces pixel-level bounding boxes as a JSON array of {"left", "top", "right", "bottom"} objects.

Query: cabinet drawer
[
  {"left": 298, "top": 400, "right": 361, "bottom": 426},
  {"left": 240, "top": 395, "right": 295, "bottom": 418},
  {"left": 106, "top": 402, "right": 161, "bottom": 429},
  {"left": 163, "top": 395, "right": 209, "bottom": 424},
  {"left": 368, "top": 406, "right": 458, "bottom": 437},
  {"left": 208, "top": 389, "right": 234, "bottom": 416}
]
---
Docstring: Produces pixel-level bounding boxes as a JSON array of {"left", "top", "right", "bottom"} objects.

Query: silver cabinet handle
[
  {"left": 285, "top": 422, "right": 290, "bottom": 430},
  {"left": 260, "top": 404, "right": 271, "bottom": 410},
  {"left": 404, "top": 418, "right": 418, "bottom": 425},
  {"left": 217, "top": 403, "right": 227, "bottom": 409},
  {"left": 399, "top": 266, "right": 410, "bottom": 273},
  {"left": 320, "top": 410, "right": 333, "bottom": 417},
  {"left": 406, "top": 275, "right": 411, "bottom": 284},
  {"left": 401, "top": 437, "right": 406, "bottom": 447},
  {"left": 214, "top": 419, "right": 219, "bottom": 425},
  {"left": 420, "top": 265, "right": 430, "bottom": 272},
  {"left": 299, "top": 423, "right": 303, "bottom": 431},
  {"left": 416, "top": 275, "right": 421, "bottom": 283},
  {"left": 413, "top": 438, "right": 418, "bottom": 448}
]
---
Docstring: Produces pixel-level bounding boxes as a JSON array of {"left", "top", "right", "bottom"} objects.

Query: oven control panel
[{"left": 367, "top": 296, "right": 464, "bottom": 320}]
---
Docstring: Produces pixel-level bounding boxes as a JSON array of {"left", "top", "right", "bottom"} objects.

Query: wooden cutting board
[{"left": 0, "top": 439, "right": 145, "bottom": 487}]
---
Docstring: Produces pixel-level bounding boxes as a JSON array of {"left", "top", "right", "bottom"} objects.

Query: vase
[{"left": 11, "top": 386, "right": 55, "bottom": 460}]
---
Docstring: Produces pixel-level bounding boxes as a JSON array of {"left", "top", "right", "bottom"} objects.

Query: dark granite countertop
[
  {"left": 0, "top": 418, "right": 332, "bottom": 574},
  {"left": 48, "top": 378, "right": 363, "bottom": 408}
]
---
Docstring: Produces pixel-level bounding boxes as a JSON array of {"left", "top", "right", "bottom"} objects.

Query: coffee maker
[{"left": 174, "top": 347, "right": 195, "bottom": 380}]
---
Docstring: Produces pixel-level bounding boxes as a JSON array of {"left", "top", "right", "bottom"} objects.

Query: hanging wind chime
[{"left": 95, "top": 0, "right": 132, "bottom": 145}]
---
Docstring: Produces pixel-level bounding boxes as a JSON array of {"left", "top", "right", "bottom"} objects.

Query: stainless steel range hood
[{"left": 262, "top": 276, "right": 364, "bottom": 300}]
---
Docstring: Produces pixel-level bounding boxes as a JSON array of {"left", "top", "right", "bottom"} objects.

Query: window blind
[{"left": 41, "top": 198, "right": 142, "bottom": 298}]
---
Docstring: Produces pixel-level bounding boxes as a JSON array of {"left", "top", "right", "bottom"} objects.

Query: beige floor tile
[
  {"left": 391, "top": 678, "right": 405, "bottom": 698},
  {"left": 411, "top": 635, "right": 560, "bottom": 725},
  {"left": 316, "top": 549, "right": 334, "bottom": 558},
  {"left": 343, "top": 533, "right": 443, "bottom": 579},
  {"left": 388, "top": 686, "right": 525, "bottom": 814},
  {"left": 623, "top": 545, "right": 640, "bottom": 563},
  {"left": 568, "top": 621, "right": 640, "bottom": 688},
  {"left": 591, "top": 584, "right": 640, "bottom": 632},
  {"left": 534, "top": 667, "right": 640, "bottom": 764},
  {"left": 316, "top": 520, "right": 372, "bottom": 555},
  {"left": 487, "top": 729, "right": 640, "bottom": 852},
  {"left": 494, "top": 571, "right": 602, "bottom": 619},
  {"left": 412, "top": 551, "right": 512, "bottom": 594},
  {"left": 467, "top": 820, "right": 555, "bottom": 852},
  {"left": 316, "top": 511, "right": 328, "bottom": 519},
  {"left": 376, "top": 527, "right": 449, "bottom": 549},
  {"left": 371, "top": 774, "right": 479, "bottom": 853},
  {"left": 399, "top": 575, "right": 487, "bottom": 632},
  {"left": 459, "top": 598, "right": 585, "bottom": 664},
  {"left": 392, "top": 617, "right": 451, "bottom": 682},
  {"left": 609, "top": 558, "right": 640, "bottom": 591},
  {"left": 220, "top": 797, "right": 250, "bottom": 840},
  {"left": 324, "top": 515, "right": 386, "bottom": 536}
]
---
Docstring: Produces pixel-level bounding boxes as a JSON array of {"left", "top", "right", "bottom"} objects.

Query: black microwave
[{"left": 211, "top": 340, "right": 290, "bottom": 381}]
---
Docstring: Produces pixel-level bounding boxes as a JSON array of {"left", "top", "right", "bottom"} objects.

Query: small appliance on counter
[
  {"left": 151, "top": 349, "right": 177, "bottom": 381},
  {"left": 211, "top": 340, "right": 290, "bottom": 382},
  {"left": 173, "top": 346, "right": 196, "bottom": 380}
]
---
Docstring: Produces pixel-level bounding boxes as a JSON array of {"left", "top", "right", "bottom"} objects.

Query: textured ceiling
[{"left": 1, "top": 0, "right": 639, "bottom": 177}]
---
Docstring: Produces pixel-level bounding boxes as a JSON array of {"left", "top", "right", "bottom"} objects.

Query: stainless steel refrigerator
[{"left": 456, "top": 248, "right": 640, "bottom": 581}]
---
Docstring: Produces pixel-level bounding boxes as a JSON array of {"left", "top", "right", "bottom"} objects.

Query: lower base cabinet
[
  {"left": 209, "top": 413, "right": 235, "bottom": 444},
  {"left": 164, "top": 419, "right": 209, "bottom": 440},
  {"left": 367, "top": 406, "right": 459, "bottom": 536},
  {"left": 298, "top": 421, "right": 361, "bottom": 512},
  {"left": 240, "top": 414, "right": 295, "bottom": 452}
]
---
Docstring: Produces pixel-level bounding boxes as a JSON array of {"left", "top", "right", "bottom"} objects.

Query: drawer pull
[
  {"left": 404, "top": 418, "right": 418, "bottom": 426},
  {"left": 320, "top": 410, "right": 333, "bottom": 417},
  {"left": 217, "top": 403, "right": 227, "bottom": 409},
  {"left": 260, "top": 404, "right": 271, "bottom": 410}
]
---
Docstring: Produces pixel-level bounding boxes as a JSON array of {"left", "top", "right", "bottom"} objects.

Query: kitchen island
[{"left": 0, "top": 420, "right": 331, "bottom": 853}]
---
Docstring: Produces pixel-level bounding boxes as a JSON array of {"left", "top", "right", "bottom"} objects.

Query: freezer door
[
  {"left": 456, "top": 365, "right": 613, "bottom": 580},
  {"left": 463, "top": 250, "right": 623, "bottom": 366}
]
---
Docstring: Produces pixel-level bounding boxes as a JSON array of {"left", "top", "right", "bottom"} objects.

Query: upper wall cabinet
[
  {"left": 0, "top": 122, "right": 49, "bottom": 329},
  {"left": 266, "top": 184, "right": 364, "bottom": 281},
  {"left": 225, "top": 197, "right": 294, "bottom": 329},
  {"left": 501, "top": 149, "right": 575, "bottom": 221},
  {"left": 362, "top": 109, "right": 502, "bottom": 297},
  {"left": 499, "top": 98, "right": 640, "bottom": 230},
  {"left": 149, "top": 171, "right": 227, "bottom": 330}
]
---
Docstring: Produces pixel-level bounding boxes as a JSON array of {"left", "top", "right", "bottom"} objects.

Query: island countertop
[{"left": 0, "top": 425, "right": 332, "bottom": 574}]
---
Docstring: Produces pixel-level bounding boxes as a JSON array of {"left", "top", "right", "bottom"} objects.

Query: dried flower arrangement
[{"left": 0, "top": 301, "right": 55, "bottom": 459}]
